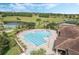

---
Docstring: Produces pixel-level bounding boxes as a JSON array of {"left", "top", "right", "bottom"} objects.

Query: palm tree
[
  {"left": 36, "top": 18, "right": 41, "bottom": 28},
  {"left": 16, "top": 17, "right": 21, "bottom": 29},
  {"left": 43, "top": 20, "right": 49, "bottom": 29},
  {"left": 0, "top": 31, "right": 9, "bottom": 54},
  {"left": 15, "top": 17, "right": 21, "bottom": 33}
]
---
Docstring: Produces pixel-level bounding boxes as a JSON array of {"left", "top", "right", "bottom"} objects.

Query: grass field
[
  {"left": 3, "top": 15, "right": 64, "bottom": 23},
  {"left": 2, "top": 15, "right": 64, "bottom": 29}
]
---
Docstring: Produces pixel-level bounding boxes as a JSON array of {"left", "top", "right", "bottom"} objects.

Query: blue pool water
[{"left": 23, "top": 31, "right": 51, "bottom": 46}]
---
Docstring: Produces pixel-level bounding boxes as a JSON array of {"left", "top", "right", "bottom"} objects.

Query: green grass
[
  {"left": 6, "top": 45, "right": 22, "bottom": 55},
  {"left": 3, "top": 15, "right": 64, "bottom": 29},
  {"left": 3, "top": 16, "right": 18, "bottom": 22},
  {"left": 3, "top": 15, "right": 64, "bottom": 23}
]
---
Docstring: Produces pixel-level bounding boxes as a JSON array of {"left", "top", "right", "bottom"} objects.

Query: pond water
[{"left": 4, "top": 22, "right": 18, "bottom": 28}]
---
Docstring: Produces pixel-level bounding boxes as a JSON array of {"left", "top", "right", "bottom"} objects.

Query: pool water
[{"left": 23, "top": 30, "right": 51, "bottom": 46}]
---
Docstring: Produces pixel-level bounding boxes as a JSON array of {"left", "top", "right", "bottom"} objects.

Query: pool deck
[{"left": 17, "top": 29, "right": 57, "bottom": 55}]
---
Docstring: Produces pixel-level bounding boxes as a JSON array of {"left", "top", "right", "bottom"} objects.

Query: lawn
[
  {"left": 3, "top": 15, "right": 64, "bottom": 23},
  {"left": 6, "top": 45, "right": 22, "bottom": 55},
  {"left": 3, "top": 15, "right": 64, "bottom": 29}
]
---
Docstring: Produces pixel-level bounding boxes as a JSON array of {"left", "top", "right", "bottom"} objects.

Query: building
[{"left": 54, "top": 26, "right": 79, "bottom": 55}]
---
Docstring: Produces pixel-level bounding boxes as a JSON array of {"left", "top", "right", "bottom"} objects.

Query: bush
[
  {"left": 1, "top": 12, "right": 32, "bottom": 17},
  {"left": 65, "top": 19, "right": 77, "bottom": 24},
  {"left": 0, "top": 31, "right": 10, "bottom": 54},
  {"left": 39, "top": 13, "right": 49, "bottom": 18},
  {"left": 46, "top": 22, "right": 58, "bottom": 30},
  {"left": 64, "top": 19, "right": 79, "bottom": 25},
  {"left": 30, "top": 48, "right": 46, "bottom": 55}
]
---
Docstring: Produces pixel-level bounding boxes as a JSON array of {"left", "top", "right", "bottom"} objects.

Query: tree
[
  {"left": 43, "top": 20, "right": 49, "bottom": 28},
  {"left": 36, "top": 18, "right": 41, "bottom": 28},
  {"left": 0, "top": 31, "right": 9, "bottom": 54},
  {"left": 27, "top": 22, "right": 36, "bottom": 29},
  {"left": 46, "top": 22, "right": 57, "bottom": 30},
  {"left": 17, "top": 17, "right": 21, "bottom": 21},
  {"left": 0, "top": 15, "right": 4, "bottom": 30},
  {"left": 39, "top": 13, "right": 49, "bottom": 18},
  {"left": 30, "top": 48, "right": 46, "bottom": 55},
  {"left": 0, "top": 15, "right": 5, "bottom": 32},
  {"left": 0, "top": 24, "right": 5, "bottom": 31},
  {"left": 16, "top": 17, "right": 21, "bottom": 30}
]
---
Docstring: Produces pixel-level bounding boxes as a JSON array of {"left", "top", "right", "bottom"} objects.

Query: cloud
[
  {"left": 1, "top": 3, "right": 79, "bottom": 14},
  {"left": 10, "top": 4, "right": 26, "bottom": 11},
  {"left": 44, "top": 4, "right": 58, "bottom": 9},
  {"left": 9, "top": 3, "right": 31, "bottom": 12},
  {"left": 0, "top": 3, "right": 58, "bottom": 12},
  {"left": 10, "top": 3, "right": 58, "bottom": 12}
]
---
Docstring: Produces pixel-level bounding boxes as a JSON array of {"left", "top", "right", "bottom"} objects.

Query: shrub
[{"left": 30, "top": 48, "right": 46, "bottom": 55}]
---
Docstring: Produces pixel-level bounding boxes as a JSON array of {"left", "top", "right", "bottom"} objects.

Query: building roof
[
  {"left": 55, "top": 26, "right": 79, "bottom": 54},
  {"left": 55, "top": 26, "right": 79, "bottom": 45}
]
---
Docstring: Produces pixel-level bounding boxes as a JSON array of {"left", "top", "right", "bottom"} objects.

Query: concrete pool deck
[{"left": 17, "top": 29, "right": 57, "bottom": 55}]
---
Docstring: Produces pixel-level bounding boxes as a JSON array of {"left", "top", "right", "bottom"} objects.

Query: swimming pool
[{"left": 23, "top": 30, "right": 51, "bottom": 46}]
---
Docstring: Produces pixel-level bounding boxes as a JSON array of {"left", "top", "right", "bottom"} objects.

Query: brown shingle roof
[
  {"left": 55, "top": 26, "right": 79, "bottom": 54},
  {"left": 59, "top": 26, "right": 79, "bottom": 39},
  {"left": 55, "top": 26, "right": 79, "bottom": 46},
  {"left": 55, "top": 37, "right": 79, "bottom": 54}
]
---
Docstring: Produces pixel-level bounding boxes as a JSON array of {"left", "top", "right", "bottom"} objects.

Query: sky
[{"left": 0, "top": 3, "right": 79, "bottom": 14}]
